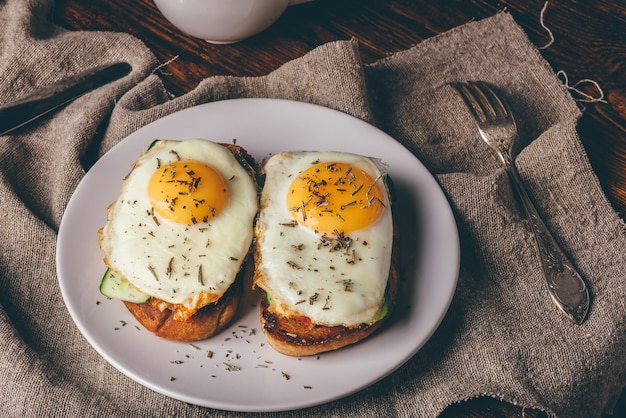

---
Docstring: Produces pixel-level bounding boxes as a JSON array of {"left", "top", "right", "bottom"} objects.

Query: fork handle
[{"left": 503, "top": 160, "right": 590, "bottom": 324}]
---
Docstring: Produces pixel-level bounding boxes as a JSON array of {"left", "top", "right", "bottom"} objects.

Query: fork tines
[{"left": 452, "top": 81, "right": 510, "bottom": 124}]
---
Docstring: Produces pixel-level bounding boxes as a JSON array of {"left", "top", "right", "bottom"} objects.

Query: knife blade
[{"left": 0, "top": 61, "right": 132, "bottom": 136}]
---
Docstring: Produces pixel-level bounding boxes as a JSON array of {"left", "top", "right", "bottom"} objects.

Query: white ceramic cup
[{"left": 153, "top": 0, "right": 313, "bottom": 44}]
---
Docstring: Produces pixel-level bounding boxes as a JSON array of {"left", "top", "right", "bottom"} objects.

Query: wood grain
[{"left": 53, "top": 1, "right": 626, "bottom": 416}]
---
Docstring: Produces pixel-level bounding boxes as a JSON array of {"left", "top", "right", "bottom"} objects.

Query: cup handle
[{"left": 288, "top": 0, "right": 313, "bottom": 5}]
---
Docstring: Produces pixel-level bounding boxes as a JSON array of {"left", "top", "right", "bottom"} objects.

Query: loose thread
[
  {"left": 537, "top": 1, "right": 555, "bottom": 50},
  {"left": 536, "top": 2, "right": 606, "bottom": 107},
  {"left": 557, "top": 70, "right": 607, "bottom": 104},
  {"left": 151, "top": 55, "right": 180, "bottom": 76}
]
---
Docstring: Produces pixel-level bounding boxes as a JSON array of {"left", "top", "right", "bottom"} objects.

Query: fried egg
[
  {"left": 99, "top": 139, "right": 258, "bottom": 320},
  {"left": 254, "top": 151, "right": 393, "bottom": 327}
]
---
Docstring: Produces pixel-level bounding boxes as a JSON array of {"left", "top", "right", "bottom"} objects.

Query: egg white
[
  {"left": 99, "top": 139, "right": 258, "bottom": 314},
  {"left": 254, "top": 151, "right": 393, "bottom": 327}
]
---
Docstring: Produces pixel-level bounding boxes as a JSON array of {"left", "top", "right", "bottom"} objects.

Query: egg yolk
[
  {"left": 287, "top": 162, "right": 386, "bottom": 233},
  {"left": 148, "top": 160, "right": 230, "bottom": 225}
]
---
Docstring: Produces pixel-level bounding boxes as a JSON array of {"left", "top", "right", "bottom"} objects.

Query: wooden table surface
[{"left": 54, "top": 1, "right": 626, "bottom": 416}]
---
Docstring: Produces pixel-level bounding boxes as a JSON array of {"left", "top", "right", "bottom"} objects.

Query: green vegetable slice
[{"left": 99, "top": 269, "right": 150, "bottom": 303}]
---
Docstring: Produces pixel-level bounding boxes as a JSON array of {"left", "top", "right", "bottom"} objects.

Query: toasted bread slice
[{"left": 123, "top": 268, "right": 244, "bottom": 342}]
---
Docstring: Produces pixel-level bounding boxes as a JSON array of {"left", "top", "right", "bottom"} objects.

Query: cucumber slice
[
  {"left": 373, "top": 295, "right": 389, "bottom": 322},
  {"left": 99, "top": 269, "right": 150, "bottom": 303}
]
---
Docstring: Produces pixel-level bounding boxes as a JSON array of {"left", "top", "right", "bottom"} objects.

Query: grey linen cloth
[{"left": 1, "top": 1, "right": 625, "bottom": 417}]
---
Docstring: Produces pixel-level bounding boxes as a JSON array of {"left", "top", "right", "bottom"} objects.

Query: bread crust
[
  {"left": 257, "top": 216, "right": 400, "bottom": 357},
  {"left": 123, "top": 270, "right": 243, "bottom": 342},
  {"left": 112, "top": 141, "right": 257, "bottom": 342}
]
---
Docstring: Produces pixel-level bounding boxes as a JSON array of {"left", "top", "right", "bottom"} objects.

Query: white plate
[{"left": 56, "top": 98, "right": 459, "bottom": 412}]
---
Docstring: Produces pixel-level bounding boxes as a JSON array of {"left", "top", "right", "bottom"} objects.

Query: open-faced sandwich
[
  {"left": 253, "top": 151, "right": 398, "bottom": 356},
  {"left": 98, "top": 139, "right": 258, "bottom": 342}
]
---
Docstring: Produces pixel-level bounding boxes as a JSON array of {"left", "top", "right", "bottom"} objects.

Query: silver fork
[{"left": 452, "top": 81, "right": 590, "bottom": 324}]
